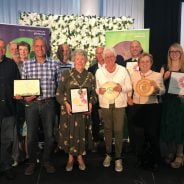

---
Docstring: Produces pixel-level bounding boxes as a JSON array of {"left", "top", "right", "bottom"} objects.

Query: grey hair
[
  {"left": 102, "top": 47, "right": 117, "bottom": 59},
  {"left": 33, "top": 36, "right": 47, "bottom": 48},
  {"left": 71, "top": 49, "right": 88, "bottom": 62}
]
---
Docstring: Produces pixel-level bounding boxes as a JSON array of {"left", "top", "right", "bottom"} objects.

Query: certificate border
[
  {"left": 70, "top": 87, "right": 89, "bottom": 114},
  {"left": 14, "top": 79, "right": 40, "bottom": 96},
  {"left": 168, "top": 71, "right": 184, "bottom": 95}
]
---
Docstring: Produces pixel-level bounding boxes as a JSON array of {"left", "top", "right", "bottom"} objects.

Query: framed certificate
[
  {"left": 14, "top": 80, "right": 40, "bottom": 96},
  {"left": 70, "top": 88, "right": 89, "bottom": 113},
  {"left": 168, "top": 72, "right": 184, "bottom": 95},
  {"left": 126, "top": 61, "right": 139, "bottom": 74}
]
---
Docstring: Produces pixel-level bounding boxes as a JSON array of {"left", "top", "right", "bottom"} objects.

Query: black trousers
[
  {"left": 91, "top": 103, "right": 100, "bottom": 142},
  {"left": 130, "top": 103, "right": 161, "bottom": 164}
]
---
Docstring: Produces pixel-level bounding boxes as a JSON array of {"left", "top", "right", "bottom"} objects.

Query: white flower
[{"left": 19, "top": 12, "right": 134, "bottom": 64}]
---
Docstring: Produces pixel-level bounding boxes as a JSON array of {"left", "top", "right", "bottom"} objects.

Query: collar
[{"left": 140, "top": 70, "right": 153, "bottom": 78}]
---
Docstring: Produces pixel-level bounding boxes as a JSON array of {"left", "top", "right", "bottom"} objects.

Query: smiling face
[
  {"left": 74, "top": 53, "right": 86, "bottom": 72},
  {"left": 169, "top": 47, "right": 181, "bottom": 61},
  {"left": 138, "top": 55, "right": 152, "bottom": 73},
  {"left": 19, "top": 45, "right": 29, "bottom": 61},
  {"left": 130, "top": 40, "right": 142, "bottom": 58},
  {"left": 32, "top": 38, "right": 47, "bottom": 59},
  {"left": 95, "top": 47, "right": 104, "bottom": 65}
]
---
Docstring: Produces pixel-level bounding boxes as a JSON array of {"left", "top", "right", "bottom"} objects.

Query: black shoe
[{"left": 4, "top": 169, "right": 16, "bottom": 180}]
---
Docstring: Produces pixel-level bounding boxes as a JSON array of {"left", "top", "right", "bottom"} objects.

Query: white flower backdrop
[{"left": 19, "top": 12, "right": 134, "bottom": 65}]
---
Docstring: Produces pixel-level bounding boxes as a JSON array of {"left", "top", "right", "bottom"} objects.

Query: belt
[{"left": 33, "top": 97, "right": 54, "bottom": 104}]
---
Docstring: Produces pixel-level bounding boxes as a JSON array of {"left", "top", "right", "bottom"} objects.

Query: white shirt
[{"left": 96, "top": 64, "right": 132, "bottom": 108}]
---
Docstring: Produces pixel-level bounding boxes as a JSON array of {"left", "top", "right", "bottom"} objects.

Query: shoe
[
  {"left": 115, "top": 159, "right": 123, "bottom": 172},
  {"left": 66, "top": 161, "right": 73, "bottom": 172},
  {"left": 12, "top": 160, "right": 18, "bottom": 167},
  {"left": 24, "top": 163, "right": 36, "bottom": 176},
  {"left": 43, "top": 162, "right": 56, "bottom": 173},
  {"left": 4, "top": 169, "right": 16, "bottom": 180},
  {"left": 103, "top": 154, "right": 111, "bottom": 167},
  {"left": 78, "top": 162, "right": 86, "bottom": 171},
  {"left": 77, "top": 157, "right": 86, "bottom": 171},
  {"left": 171, "top": 155, "right": 184, "bottom": 168}
]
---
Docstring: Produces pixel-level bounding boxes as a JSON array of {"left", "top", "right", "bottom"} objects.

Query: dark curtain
[{"left": 144, "top": 0, "right": 182, "bottom": 71}]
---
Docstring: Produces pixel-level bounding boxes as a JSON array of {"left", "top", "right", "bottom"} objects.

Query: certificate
[
  {"left": 168, "top": 72, "right": 184, "bottom": 95},
  {"left": 70, "top": 88, "right": 89, "bottom": 113},
  {"left": 126, "top": 61, "right": 139, "bottom": 74},
  {"left": 14, "top": 80, "right": 40, "bottom": 96}
]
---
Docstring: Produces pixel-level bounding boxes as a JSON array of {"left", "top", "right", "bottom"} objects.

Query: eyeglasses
[{"left": 169, "top": 51, "right": 181, "bottom": 54}]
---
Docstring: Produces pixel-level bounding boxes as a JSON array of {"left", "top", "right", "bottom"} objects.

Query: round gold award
[{"left": 135, "top": 79, "right": 154, "bottom": 97}]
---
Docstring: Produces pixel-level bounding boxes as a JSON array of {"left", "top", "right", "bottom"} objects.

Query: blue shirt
[{"left": 21, "top": 57, "right": 61, "bottom": 100}]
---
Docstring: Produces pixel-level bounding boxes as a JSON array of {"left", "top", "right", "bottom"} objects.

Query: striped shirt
[{"left": 21, "top": 57, "right": 61, "bottom": 100}]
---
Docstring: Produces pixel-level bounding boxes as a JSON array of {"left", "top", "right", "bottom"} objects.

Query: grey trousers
[
  {"left": 0, "top": 116, "right": 16, "bottom": 171},
  {"left": 101, "top": 106, "right": 125, "bottom": 158}
]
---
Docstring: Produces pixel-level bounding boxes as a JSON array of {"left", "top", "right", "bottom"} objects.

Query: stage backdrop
[
  {"left": 105, "top": 29, "right": 150, "bottom": 60},
  {"left": 0, "top": 23, "right": 51, "bottom": 58},
  {"left": 19, "top": 12, "right": 134, "bottom": 65}
]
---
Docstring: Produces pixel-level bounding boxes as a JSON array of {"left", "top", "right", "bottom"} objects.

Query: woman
[
  {"left": 96, "top": 47, "right": 132, "bottom": 172},
  {"left": 56, "top": 49, "right": 97, "bottom": 171},
  {"left": 128, "top": 53, "right": 165, "bottom": 171},
  {"left": 160, "top": 43, "right": 184, "bottom": 168}
]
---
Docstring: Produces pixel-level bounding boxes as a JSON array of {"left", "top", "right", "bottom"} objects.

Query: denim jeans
[
  {"left": 25, "top": 99, "right": 56, "bottom": 163},
  {"left": 0, "top": 116, "right": 16, "bottom": 171}
]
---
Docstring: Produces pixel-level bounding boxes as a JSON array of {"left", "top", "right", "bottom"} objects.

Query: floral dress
[{"left": 56, "top": 68, "right": 97, "bottom": 156}]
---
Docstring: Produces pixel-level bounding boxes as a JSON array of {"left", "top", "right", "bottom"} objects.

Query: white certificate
[
  {"left": 14, "top": 80, "right": 40, "bottom": 96},
  {"left": 70, "top": 88, "right": 89, "bottom": 113},
  {"left": 126, "top": 61, "right": 139, "bottom": 74},
  {"left": 168, "top": 72, "right": 184, "bottom": 95}
]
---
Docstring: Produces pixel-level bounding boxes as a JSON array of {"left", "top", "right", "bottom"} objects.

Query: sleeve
[
  {"left": 56, "top": 70, "right": 69, "bottom": 105},
  {"left": 157, "top": 73, "right": 165, "bottom": 95},
  {"left": 88, "top": 73, "right": 97, "bottom": 105},
  {"left": 95, "top": 69, "right": 100, "bottom": 95}
]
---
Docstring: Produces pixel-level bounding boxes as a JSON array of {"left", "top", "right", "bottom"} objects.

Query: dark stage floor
[{"left": 1, "top": 143, "right": 184, "bottom": 184}]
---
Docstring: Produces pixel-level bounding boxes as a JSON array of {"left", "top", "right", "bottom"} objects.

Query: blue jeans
[
  {"left": 0, "top": 116, "right": 16, "bottom": 171},
  {"left": 25, "top": 99, "right": 56, "bottom": 163}
]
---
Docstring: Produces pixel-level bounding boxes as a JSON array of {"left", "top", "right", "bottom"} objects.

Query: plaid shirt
[{"left": 21, "top": 57, "right": 61, "bottom": 100}]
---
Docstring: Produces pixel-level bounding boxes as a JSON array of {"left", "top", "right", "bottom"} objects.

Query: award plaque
[
  {"left": 102, "top": 81, "right": 120, "bottom": 100},
  {"left": 70, "top": 88, "right": 89, "bottom": 113},
  {"left": 14, "top": 80, "right": 40, "bottom": 96},
  {"left": 135, "top": 79, "right": 154, "bottom": 97}
]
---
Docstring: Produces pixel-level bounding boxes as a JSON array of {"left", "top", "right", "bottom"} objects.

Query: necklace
[{"left": 70, "top": 70, "right": 89, "bottom": 95}]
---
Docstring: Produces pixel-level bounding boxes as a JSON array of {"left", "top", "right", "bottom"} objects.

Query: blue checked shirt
[{"left": 21, "top": 57, "right": 62, "bottom": 100}]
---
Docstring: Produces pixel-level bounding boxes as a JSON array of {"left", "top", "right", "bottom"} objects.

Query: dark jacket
[{"left": 0, "top": 56, "right": 20, "bottom": 117}]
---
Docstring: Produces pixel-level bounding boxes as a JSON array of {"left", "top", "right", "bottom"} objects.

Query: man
[
  {"left": 96, "top": 48, "right": 132, "bottom": 172},
  {"left": 56, "top": 43, "right": 74, "bottom": 71},
  {"left": 0, "top": 38, "right": 20, "bottom": 180},
  {"left": 125, "top": 40, "right": 143, "bottom": 154},
  {"left": 21, "top": 36, "right": 61, "bottom": 175},
  {"left": 8, "top": 42, "right": 20, "bottom": 63},
  {"left": 88, "top": 46, "right": 104, "bottom": 151},
  {"left": 123, "top": 40, "right": 143, "bottom": 66}
]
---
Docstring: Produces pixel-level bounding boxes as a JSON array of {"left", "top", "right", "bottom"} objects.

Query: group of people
[{"left": 0, "top": 36, "right": 184, "bottom": 180}]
